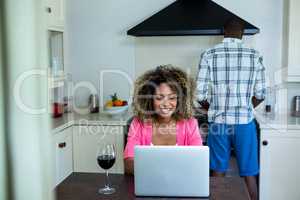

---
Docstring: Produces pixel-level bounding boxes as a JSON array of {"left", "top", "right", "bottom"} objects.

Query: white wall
[
  {"left": 66, "top": 0, "right": 175, "bottom": 106},
  {"left": 67, "top": 0, "right": 285, "bottom": 106},
  {"left": 215, "top": 0, "right": 284, "bottom": 71},
  {"left": 136, "top": 0, "right": 284, "bottom": 85},
  {"left": 135, "top": 36, "right": 256, "bottom": 78},
  {"left": 135, "top": 36, "right": 220, "bottom": 77}
]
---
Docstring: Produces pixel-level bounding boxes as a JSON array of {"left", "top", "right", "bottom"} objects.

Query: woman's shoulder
[
  {"left": 130, "top": 116, "right": 151, "bottom": 127},
  {"left": 178, "top": 117, "right": 198, "bottom": 126},
  {"left": 128, "top": 117, "right": 152, "bottom": 139}
]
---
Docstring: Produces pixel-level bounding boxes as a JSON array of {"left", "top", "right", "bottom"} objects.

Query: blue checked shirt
[{"left": 197, "top": 38, "right": 266, "bottom": 124}]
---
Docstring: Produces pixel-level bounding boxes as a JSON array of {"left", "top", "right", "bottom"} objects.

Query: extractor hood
[{"left": 127, "top": 0, "right": 259, "bottom": 36}]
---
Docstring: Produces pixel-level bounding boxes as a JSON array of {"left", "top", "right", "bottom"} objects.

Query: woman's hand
[{"left": 124, "top": 158, "right": 134, "bottom": 175}]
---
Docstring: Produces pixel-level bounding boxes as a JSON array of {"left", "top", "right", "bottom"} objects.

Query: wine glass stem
[{"left": 105, "top": 170, "right": 110, "bottom": 188}]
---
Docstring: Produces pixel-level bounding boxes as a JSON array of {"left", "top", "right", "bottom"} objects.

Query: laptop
[{"left": 134, "top": 146, "right": 209, "bottom": 197}]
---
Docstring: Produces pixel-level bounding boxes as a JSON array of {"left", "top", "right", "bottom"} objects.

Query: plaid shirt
[{"left": 197, "top": 38, "right": 266, "bottom": 124}]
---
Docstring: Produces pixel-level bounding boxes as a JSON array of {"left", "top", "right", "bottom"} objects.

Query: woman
[{"left": 124, "top": 65, "right": 203, "bottom": 174}]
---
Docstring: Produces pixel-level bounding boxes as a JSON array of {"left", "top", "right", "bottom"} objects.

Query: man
[{"left": 196, "top": 18, "right": 266, "bottom": 200}]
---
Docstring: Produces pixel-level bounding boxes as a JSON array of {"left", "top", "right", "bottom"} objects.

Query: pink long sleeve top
[{"left": 124, "top": 117, "right": 203, "bottom": 159}]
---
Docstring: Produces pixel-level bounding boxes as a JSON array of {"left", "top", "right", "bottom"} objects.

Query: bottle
[
  {"left": 52, "top": 85, "right": 64, "bottom": 118},
  {"left": 265, "top": 87, "right": 275, "bottom": 114},
  {"left": 89, "top": 94, "right": 99, "bottom": 113}
]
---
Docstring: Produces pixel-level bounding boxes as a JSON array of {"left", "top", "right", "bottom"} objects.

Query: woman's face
[{"left": 153, "top": 83, "right": 177, "bottom": 120}]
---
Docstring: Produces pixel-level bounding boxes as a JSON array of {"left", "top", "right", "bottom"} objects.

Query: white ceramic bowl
[{"left": 104, "top": 105, "right": 128, "bottom": 116}]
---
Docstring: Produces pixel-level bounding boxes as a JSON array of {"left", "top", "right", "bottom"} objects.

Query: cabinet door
[
  {"left": 260, "top": 130, "right": 300, "bottom": 200},
  {"left": 46, "top": 0, "right": 65, "bottom": 31},
  {"left": 73, "top": 125, "right": 124, "bottom": 174},
  {"left": 287, "top": 0, "right": 300, "bottom": 80},
  {"left": 53, "top": 127, "right": 73, "bottom": 187}
]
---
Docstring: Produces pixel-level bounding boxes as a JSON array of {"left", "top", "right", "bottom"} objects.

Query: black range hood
[{"left": 127, "top": 0, "right": 259, "bottom": 36}]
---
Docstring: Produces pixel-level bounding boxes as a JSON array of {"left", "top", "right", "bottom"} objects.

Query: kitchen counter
[
  {"left": 51, "top": 113, "right": 74, "bottom": 133},
  {"left": 52, "top": 109, "right": 300, "bottom": 134},
  {"left": 254, "top": 111, "right": 300, "bottom": 130},
  {"left": 51, "top": 110, "right": 133, "bottom": 134},
  {"left": 51, "top": 109, "right": 209, "bottom": 143}
]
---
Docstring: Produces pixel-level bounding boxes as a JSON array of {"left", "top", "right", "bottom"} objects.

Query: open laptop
[{"left": 134, "top": 146, "right": 209, "bottom": 197}]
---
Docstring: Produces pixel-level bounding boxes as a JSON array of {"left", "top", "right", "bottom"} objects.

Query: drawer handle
[
  {"left": 58, "top": 142, "right": 66, "bottom": 148},
  {"left": 262, "top": 140, "right": 268, "bottom": 146},
  {"left": 47, "top": 7, "right": 52, "bottom": 13}
]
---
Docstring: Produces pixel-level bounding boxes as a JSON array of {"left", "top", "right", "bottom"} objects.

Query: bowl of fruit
[{"left": 104, "top": 93, "right": 128, "bottom": 115}]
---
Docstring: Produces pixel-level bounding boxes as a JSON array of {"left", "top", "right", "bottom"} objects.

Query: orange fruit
[{"left": 113, "top": 100, "right": 123, "bottom": 106}]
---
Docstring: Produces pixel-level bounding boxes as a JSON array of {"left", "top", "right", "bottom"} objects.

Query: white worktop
[
  {"left": 51, "top": 111, "right": 133, "bottom": 134},
  {"left": 255, "top": 111, "right": 300, "bottom": 130},
  {"left": 52, "top": 109, "right": 300, "bottom": 134}
]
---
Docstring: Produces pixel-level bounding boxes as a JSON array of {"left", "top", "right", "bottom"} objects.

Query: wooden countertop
[{"left": 56, "top": 173, "right": 250, "bottom": 200}]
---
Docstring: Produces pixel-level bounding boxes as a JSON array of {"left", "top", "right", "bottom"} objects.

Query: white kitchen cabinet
[
  {"left": 45, "top": 0, "right": 65, "bottom": 31},
  {"left": 287, "top": 0, "right": 300, "bottom": 81},
  {"left": 73, "top": 125, "right": 125, "bottom": 174},
  {"left": 259, "top": 129, "right": 300, "bottom": 200},
  {"left": 53, "top": 127, "right": 73, "bottom": 187}
]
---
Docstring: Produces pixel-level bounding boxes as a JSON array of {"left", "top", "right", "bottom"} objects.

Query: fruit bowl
[
  {"left": 104, "top": 93, "right": 128, "bottom": 116},
  {"left": 104, "top": 105, "right": 128, "bottom": 116}
]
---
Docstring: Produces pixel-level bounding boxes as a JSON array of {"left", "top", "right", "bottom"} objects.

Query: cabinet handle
[
  {"left": 262, "top": 140, "right": 268, "bottom": 146},
  {"left": 47, "top": 7, "right": 52, "bottom": 13},
  {"left": 58, "top": 142, "right": 66, "bottom": 148}
]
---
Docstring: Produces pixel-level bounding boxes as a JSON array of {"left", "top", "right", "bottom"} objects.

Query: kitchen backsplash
[{"left": 135, "top": 36, "right": 256, "bottom": 79}]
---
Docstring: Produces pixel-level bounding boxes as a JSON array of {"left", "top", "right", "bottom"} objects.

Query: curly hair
[{"left": 132, "top": 65, "right": 196, "bottom": 122}]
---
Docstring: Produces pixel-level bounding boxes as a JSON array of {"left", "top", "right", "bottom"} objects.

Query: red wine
[{"left": 97, "top": 155, "right": 116, "bottom": 170}]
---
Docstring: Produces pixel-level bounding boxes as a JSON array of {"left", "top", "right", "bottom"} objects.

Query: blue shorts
[{"left": 207, "top": 120, "right": 259, "bottom": 176}]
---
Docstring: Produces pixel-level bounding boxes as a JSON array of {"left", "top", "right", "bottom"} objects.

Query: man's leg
[
  {"left": 233, "top": 121, "right": 259, "bottom": 200},
  {"left": 244, "top": 176, "right": 258, "bottom": 200},
  {"left": 211, "top": 171, "right": 225, "bottom": 177},
  {"left": 208, "top": 123, "right": 231, "bottom": 176}
]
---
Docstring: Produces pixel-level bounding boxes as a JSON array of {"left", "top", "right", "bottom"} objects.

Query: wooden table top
[{"left": 56, "top": 173, "right": 250, "bottom": 200}]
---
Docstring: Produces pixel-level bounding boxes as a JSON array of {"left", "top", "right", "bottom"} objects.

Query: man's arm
[
  {"left": 253, "top": 55, "right": 266, "bottom": 107},
  {"left": 196, "top": 52, "right": 211, "bottom": 106}
]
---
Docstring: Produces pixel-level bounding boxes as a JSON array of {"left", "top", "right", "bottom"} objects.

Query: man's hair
[{"left": 224, "top": 18, "right": 245, "bottom": 33}]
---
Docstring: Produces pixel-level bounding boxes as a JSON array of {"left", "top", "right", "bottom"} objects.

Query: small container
[
  {"left": 292, "top": 96, "right": 300, "bottom": 117},
  {"left": 51, "top": 85, "right": 64, "bottom": 118},
  {"left": 63, "top": 73, "right": 73, "bottom": 113},
  {"left": 264, "top": 87, "right": 276, "bottom": 114},
  {"left": 89, "top": 94, "right": 99, "bottom": 113},
  {"left": 265, "top": 105, "right": 271, "bottom": 113},
  {"left": 52, "top": 102, "right": 63, "bottom": 118},
  {"left": 63, "top": 96, "right": 73, "bottom": 113}
]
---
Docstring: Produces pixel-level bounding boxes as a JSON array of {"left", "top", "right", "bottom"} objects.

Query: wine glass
[{"left": 97, "top": 144, "right": 116, "bottom": 194}]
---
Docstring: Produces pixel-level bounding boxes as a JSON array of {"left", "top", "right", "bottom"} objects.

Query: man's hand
[
  {"left": 252, "top": 96, "right": 264, "bottom": 108},
  {"left": 198, "top": 100, "right": 210, "bottom": 111}
]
